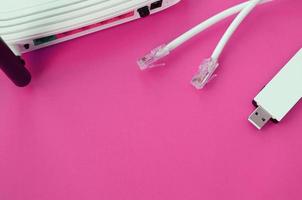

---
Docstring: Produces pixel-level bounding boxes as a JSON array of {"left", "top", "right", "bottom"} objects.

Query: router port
[
  {"left": 151, "top": 0, "right": 163, "bottom": 10},
  {"left": 138, "top": 6, "right": 150, "bottom": 18},
  {"left": 33, "top": 35, "right": 57, "bottom": 46},
  {"left": 23, "top": 44, "right": 30, "bottom": 49}
]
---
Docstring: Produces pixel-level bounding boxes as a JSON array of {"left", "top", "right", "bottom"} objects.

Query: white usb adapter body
[{"left": 249, "top": 48, "right": 302, "bottom": 130}]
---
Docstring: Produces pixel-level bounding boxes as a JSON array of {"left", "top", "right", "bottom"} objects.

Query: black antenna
[{"left": 0, "top": 38, "right": 31, "bottom": 87}]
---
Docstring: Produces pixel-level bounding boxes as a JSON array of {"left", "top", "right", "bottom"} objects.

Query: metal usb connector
[{"left": 249, "top": 106, "right": 272, "bottom": 130}]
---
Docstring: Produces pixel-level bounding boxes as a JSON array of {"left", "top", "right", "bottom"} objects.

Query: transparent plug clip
[
  {"left": 137, "top": 44, "right": 170, "bottom": 70},
  {"left": 191, "top": 58, "right": 219, "bottom": 89}
]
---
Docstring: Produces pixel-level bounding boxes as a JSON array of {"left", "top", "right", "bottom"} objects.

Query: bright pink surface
[{"left": 1, "top": 1, "right": 302, "bottom": 200}]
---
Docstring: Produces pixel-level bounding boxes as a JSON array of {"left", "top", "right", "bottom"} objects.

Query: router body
[{"left": 0, "top": 0, "right": 180, "bottom": 86}]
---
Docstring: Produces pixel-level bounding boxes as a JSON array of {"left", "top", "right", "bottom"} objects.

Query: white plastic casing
[
  {"left": 254, "top": 48, "right": 302, "bottom": 122},
  {"left": 0, "top": 0, "right": 180, "bottom": 55}
]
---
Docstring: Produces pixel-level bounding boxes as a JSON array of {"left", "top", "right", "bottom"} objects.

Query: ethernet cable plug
[
  {"left": 193, "top": 0, "right": 263, "bottom": 90},
  {"left": 249, "top": 48, "right": 302, "bottom": 130},
  {"left": 191, "top": 58, "right": 219, "bottom": 89},
  {"left": 137, "top": 44, "right": 170, "bottom": 70}
]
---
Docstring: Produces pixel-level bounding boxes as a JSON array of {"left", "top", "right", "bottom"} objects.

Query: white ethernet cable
[
  {"left": 137, "top": 0, "right": 272, "bottom": 84},
  {"left": 137, "top": 0, "right": 271, "bottom": 70},
  {"left": 191, "top": 0, "right": 264, "bottom": 89}
]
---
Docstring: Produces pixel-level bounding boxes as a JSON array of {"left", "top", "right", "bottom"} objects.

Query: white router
[{"left": 0, "top": 0, "right": 180, "bottom": 86}]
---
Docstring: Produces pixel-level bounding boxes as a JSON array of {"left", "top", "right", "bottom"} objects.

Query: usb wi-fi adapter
[{"left": 249, "top": 48, "right": 302, "bottom": 130}]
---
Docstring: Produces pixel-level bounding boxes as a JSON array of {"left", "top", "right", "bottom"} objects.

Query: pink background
[{"left": 1, "top": 0, "right": 302, "bottom": 199}]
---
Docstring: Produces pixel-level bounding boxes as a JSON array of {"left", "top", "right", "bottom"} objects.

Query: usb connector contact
[
  {"left": 249, "top": 48, "right": 302, "bottom": 130},
  {"left": 249, "top": 106, "right": 272, "bottom": 130}
]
